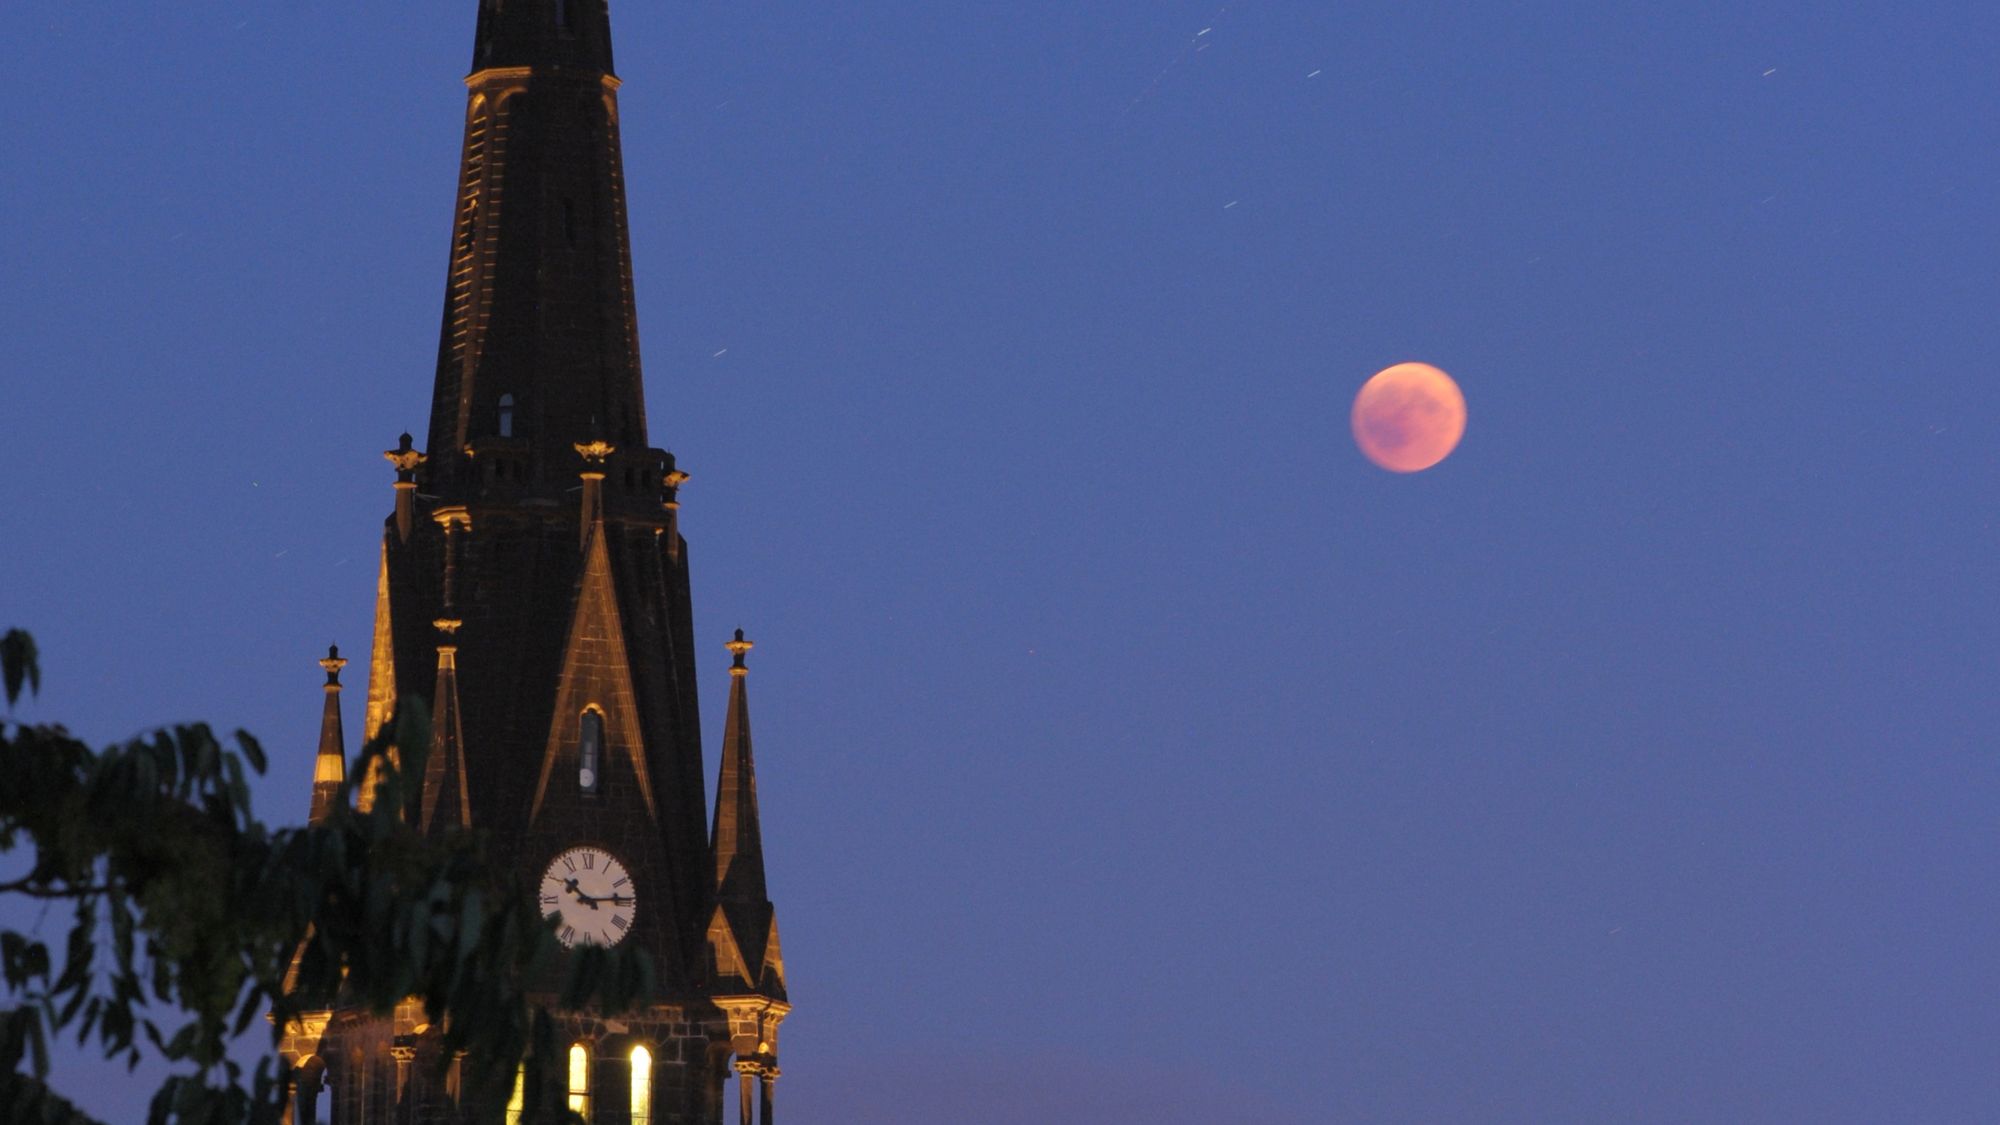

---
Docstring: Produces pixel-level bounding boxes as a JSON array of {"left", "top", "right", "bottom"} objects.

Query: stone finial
[
  {"left": 660, "top": 454, "right": 691, "bottom": 561},
  {"left": 386, "top": 434, "right": 427, "bottom": 543},
  {"left": 320, "top": 644, "right": 348, "bottom": 685},
  {"left": 575, "top": 442, "right": 617, "bottom": 547},
  {"left": 728, "top": 629, "right": 753, "bottom": 676},
  {"left": 662, "top": 451, "right": 691, "bottom": 496},
  {"left": 384, "top": 433, "right": 427, "bottom": 482}
]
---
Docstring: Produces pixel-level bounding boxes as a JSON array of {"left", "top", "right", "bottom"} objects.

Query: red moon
[{"left": 1351, "top": 362, "right": 1467, "bottom": 473}]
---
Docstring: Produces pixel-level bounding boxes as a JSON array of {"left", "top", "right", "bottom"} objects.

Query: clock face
[{"left": 539, "top": 847, "right": 637, "bottom": 948}]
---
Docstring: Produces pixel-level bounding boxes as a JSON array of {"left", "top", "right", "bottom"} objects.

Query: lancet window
[
  {"left": 629, "top": 1045, "right": 653, "bottom": 1124},
  {"left": 568, "top": 1043, "right": 592, "bottom": 1117},
  {"left": 579, "top": 709, "right": 604, "bottom": 793}
]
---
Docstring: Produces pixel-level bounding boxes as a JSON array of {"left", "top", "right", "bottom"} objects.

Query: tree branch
[{"left": 0, "top": 878, "right": 119, "bottom": 899}]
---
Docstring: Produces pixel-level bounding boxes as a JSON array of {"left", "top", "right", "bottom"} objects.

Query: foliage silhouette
[{"left": 0, "top": 631, "right": 651, "bottom": 1124}]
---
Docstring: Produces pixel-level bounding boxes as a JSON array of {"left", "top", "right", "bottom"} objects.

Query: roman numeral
[
  {"left": 612, "top": 915, "right": 629, "bottom": 931},
  {"left": 612, "top": 876, "right": 629, "bottom": 888},
  {"left": 563, "top": 857, "right": 576, "bottom": 873},
  {"left": 540, "top": 894, "right": 557, "bottom": 906},
  {"left": 561, "top": 925, "right": 576, "bottom": 944},
  {"left": 582, "top": 852, "right": 594, "bottom": 870}
]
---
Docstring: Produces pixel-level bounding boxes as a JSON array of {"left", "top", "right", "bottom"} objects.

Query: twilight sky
[{"left": 4, "top": 2, "right": 2000, "bottom": 1121}]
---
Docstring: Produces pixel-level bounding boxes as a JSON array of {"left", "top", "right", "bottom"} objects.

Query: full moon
[{"left": 1351, "top": 362, "right": 1467, "bottom": 473}]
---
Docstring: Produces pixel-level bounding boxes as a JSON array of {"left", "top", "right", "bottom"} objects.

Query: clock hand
[{"left": 563, "top": 878, "right": 603, "bottom": 908}]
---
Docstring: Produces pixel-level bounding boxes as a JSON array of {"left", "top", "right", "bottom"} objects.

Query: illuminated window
[
  {"left": 629, "top": 1045, "right": 653, "bottom": 1125},
  {"left": 568, "top": 1043, "right": 591, "bottom": 1118},
  {"left": 498, "top": 394, "right": 515, "bottom": 437},
  {"left": 579, "top": 710, "right": 603, "bottom": 793},
  {"left": 504, "top": 1065, "right": 524, "bottom": 1124}
]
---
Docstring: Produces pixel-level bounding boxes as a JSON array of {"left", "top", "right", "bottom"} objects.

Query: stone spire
[
  {"left": 709, "top": 630, "right": 788, "bottom": 1121},
  {"left": 713, "top": 631, "right": 768, "bottom": 909},
  {"left": 376, "top": 0, "right": 713, "bottom": 985},
  {"left": 425, "top": 0, "right": 649, "bottom": 499},
  {"left": 474, "top": 0, "right": 616, "bottom": 75},
  {"left": 309, "top": 645, "right": 348, "bottom": 825},
  {"left": 420, "top": 619, "right": 472, "bottom": 833}
]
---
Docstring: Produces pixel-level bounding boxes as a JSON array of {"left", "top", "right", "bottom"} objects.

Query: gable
[{"left": 527, "top": 522, "right": 658, "bottom": 824}]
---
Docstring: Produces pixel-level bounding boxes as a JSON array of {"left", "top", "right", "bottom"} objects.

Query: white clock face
[{"left": 539, "top": 847, "right": 637, "bottom": 948}]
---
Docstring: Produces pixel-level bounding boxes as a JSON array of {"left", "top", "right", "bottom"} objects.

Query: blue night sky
[{"left": 4, "top": 3, "right": 1999, "bottom": 1121}]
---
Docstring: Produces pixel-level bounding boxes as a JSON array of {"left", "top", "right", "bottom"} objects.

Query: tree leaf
[
  {"left": 1, "top": 629, "right": 39, "bottom": 708},
  {"left": 234, "top": 731, "right": 266, "bottom": 776}
]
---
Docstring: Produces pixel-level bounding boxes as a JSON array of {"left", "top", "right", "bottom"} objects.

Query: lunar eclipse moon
[{"left": 1351, "top": 362, "right": 1467, "bottom": 473}]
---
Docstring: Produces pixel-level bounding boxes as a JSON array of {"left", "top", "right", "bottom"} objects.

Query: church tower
[{"left": 281, "top": 3, "right": 789, "bottom": 1121}]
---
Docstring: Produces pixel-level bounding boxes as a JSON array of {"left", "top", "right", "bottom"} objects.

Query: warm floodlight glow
[
  {"left": 1351, "top": 362, "right": 1467, "bottom": 473},
  {"left": 312, "top": 751, "right": 345, "bottom": 784}
]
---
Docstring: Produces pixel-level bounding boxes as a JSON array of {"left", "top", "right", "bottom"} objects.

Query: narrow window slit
[{"left": 579, "top": 710, "right": 603, "bottom": 794}]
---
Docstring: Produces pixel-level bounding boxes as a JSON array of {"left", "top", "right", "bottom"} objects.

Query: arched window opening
[
  {"left": 555, "top": 0, "right": 571, "bottom": 32},
  {"left": 568, "top": 1043, "right": 591, "bottom": 1118},
  {"left": 629, "top": 1045, "right": 653, "bottom": 1125},
  {"left": 579, "top": 709, "right": 604, "bottom": 794},
  {"left": 498, "top": 393, "right": 515, "bottom": 437},
  {"left": 504, "top": 1064, "right": 524, "bottom": 1124}
]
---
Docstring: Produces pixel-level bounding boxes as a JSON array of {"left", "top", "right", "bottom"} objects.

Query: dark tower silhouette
[{"left": 279, "top": 4, "right": 790, "bottom": 1121}]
